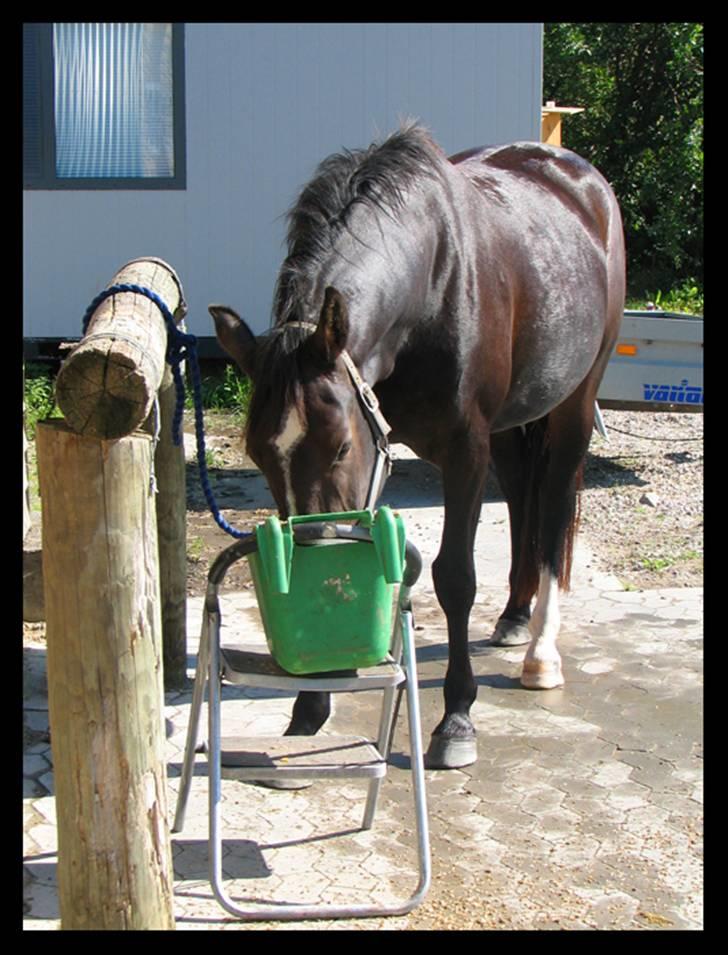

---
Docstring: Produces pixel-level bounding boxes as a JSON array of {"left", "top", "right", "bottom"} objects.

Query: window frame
[{"left": 23, "top": 22, "right": 186, "bottom": 191}]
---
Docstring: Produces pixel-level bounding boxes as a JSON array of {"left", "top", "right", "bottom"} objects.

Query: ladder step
[
  {"left": 218, "top": 735, "right": 387, "bottom": 780},
  {"left": 220, "top": 644, "right": 404, "bottom": 691}
]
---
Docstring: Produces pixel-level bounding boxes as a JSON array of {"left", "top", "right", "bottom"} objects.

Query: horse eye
[{"left": 335, "top": 440, "right": 352, "bottom": 463}]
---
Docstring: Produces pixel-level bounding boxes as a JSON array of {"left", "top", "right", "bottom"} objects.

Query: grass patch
[
  {"left": 186, "top": 363, "right": 252, "bottom": 421},
  {"left": 639, "top": 550, "right": 701, "bottom": 572},
  {"left": 626, "top": 280, "right": 703, "bottom": 315},
  {"left": 24, "top": 364, "right": 63, "bottom": 438},
  {"left": 640, "top": 556, "right": 674, "bottom": 572},
  {"left": 204, "top": 448, "right": 224, "bottom": 470},
  {"left": 187, "top": 536, "right": 204, "bottom": 562},
  {"left": 24, "top": 361, "right": 252, "bottom": 436}
]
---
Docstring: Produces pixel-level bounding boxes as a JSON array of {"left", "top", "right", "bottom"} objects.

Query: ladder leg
[
  {"left": 401, "top": 608, "right": 431, "bottom": 903},
  {"left": 206, "top": 601, "right": 228, "bottom": 907},
  {"left": 172, "top": 606, "right": 211, "bottom": 833},
  {"left": 362, "top": 597, "right": 408, "bottom": 829},
  {"left": 361, "top": 683, "right": 401, "bottom": 829}
]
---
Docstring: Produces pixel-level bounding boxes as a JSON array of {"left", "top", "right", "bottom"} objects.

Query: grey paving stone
[{"left": 23, "top": 495, "right": 702, "bottom": 930}]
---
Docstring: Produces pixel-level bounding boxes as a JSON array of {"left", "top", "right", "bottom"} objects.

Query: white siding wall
[{"left": 23, "top": 23, "right": 542, "bottom": 339}]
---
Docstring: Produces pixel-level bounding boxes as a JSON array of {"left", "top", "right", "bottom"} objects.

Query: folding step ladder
[{"left": 172, "top": 510, "right": 431, "bottom": 921}]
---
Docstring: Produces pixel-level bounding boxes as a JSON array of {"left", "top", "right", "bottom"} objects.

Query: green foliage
[
  {"left": 185, "top": 363, "right": 252, "bottom": 419},
  {"left": 626, "top": 279, "right": 703, "bottom": 315},
  {"left": 24, "top": 364, "right": 62, "bottom": 437},
  {"left": 204, "top": 447, "right": 224, "bottom": 469},
  {"left": 187, "top": 535, "right": 204, "bottom": 562},
  {"left": 640, "top": 550, "right": 701, "bottom": 572},
  {"left": 24, "top": 361, "right": 253, "bottom": 441},
  {"left": 543, "top": 23, "right": 703, "bottom": 298}
]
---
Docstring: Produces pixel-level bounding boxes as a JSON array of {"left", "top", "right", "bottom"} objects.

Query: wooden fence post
[
  {"left": 55, "top": 257, "right": 188, "bottom": 688},
  {"left": 36, "top": 420, "right": 175, "bottom": 930}
]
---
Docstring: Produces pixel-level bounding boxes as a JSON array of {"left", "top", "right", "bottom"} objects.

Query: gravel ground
[
  {"left": 22, "top": 404, "right": 703, "bottom": 636},
  {"left": 579, "top": 408, "right": 703, "bottom": 589},
  {"left": 179, "top": 407, "right": 704, "bottom": 594},
  {"left": 23, "top": 405, "right": 703, "bottom": 624}
]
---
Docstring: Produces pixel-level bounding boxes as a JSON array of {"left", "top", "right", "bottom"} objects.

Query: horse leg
[
  {"left": 520, "top": 393, "right": 594, "bottom": 690},
  {"left": 488, "top": 427, "right": 541, "bottom": 646},
  {"left": 426, "top": 430, "right": 490, "bottom": 769},
  {"left": 285, "top": 691, "right": 331, "bottom": 735}
]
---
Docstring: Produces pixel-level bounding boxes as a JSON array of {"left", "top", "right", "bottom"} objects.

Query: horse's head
[{"left": 209, "top": 287, "right": 390, "bottom": 519}]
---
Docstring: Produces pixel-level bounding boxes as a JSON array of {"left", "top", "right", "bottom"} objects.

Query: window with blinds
[{"left": 23, "top": 23, "right": 185, "bottom": 189}]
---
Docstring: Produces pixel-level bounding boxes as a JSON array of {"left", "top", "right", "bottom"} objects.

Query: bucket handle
[
  {"left": 371, "top": 506, "right": 405, "bottom": 584},
  {"left": 256, "top": 517, "right": 294, "bottom": 594},
  {"left": 257, "top": 507, "right": 406, "bottom": 593},
  {"left": 285, "top": 509, "right": 374, "bottom": 528}
]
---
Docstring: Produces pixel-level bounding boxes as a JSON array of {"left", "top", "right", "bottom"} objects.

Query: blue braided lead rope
[{"left": 82, "top": 283, "right": 252, "bottom": 539}]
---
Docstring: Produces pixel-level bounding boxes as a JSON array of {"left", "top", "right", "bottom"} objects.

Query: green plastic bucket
[{"left": 248, "top": 507, "right": 406, "bottom": 674}]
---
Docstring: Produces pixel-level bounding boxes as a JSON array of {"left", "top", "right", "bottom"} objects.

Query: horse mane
[
  {"left": 247, "top": 124, "right": 442, "bottom": 444},
  {"left": 273, "top": 122, "right": 443, "bottom": 324}
]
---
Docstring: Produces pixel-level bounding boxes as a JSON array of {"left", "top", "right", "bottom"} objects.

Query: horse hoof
[
  {"left": 490, "top": 618, "right": 532, "bottom": 646},
  {"left": 520, "top": 659, "right": 564, "bottom": 690},
  {"left": 425, "top": 734, "right": 477, "bottom": 769}
]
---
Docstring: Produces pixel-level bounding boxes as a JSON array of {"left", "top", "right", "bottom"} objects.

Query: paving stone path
[{"left": 24, "top": 485, "right": 702, "bottom": 930}]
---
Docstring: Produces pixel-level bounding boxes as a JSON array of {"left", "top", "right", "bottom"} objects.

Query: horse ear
[
  {"left": 209, "top": 305, "right": 257, "bottom": 378},
  {"left": 313, "top": 286, "right": 349, "bottom": 363}
]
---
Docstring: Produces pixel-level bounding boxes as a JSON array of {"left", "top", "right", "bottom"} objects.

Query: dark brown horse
[{"left": 210, "top": 123, "right": 625, "bottom": 769}]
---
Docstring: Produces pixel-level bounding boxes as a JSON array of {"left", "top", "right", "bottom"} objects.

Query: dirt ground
[
  {"left": 23, "top": 404, "right": 703, "bottom": 635},
  {"left": 182, "top": 408, "right": 703, "bottom": 598},
  {"left": 22, "top": 404, "right": 702, "bottom": 644}
]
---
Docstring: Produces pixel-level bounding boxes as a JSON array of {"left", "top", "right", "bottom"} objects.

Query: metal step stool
[{"left": 172, "top": 515, "right": 431, "bottom": 921}]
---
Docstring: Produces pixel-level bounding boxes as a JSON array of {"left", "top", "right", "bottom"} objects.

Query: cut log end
[
  {"left": 55, "top": 259, "right": 182, "bottom": 440},
  {"left": 56, "top": 348, "right": 158, "bottom": 439}
]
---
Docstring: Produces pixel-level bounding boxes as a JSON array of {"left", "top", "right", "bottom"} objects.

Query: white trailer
[{"left": 597, "top": 310, "right": 704, "bottom": 412}]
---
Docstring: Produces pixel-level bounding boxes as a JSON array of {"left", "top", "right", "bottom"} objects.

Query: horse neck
[{"left": 323, "top": 195, "right": 441, "bottom": 382}]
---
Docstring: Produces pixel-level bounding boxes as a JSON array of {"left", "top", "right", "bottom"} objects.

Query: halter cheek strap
[
  {"left": 337, "top": 350, "right": 393, "bottom": 510},
  {"left": 285, "top": 322, "right": 393, "bottom": 510}
]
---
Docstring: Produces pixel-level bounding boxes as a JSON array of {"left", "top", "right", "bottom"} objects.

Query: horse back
[{"left": 450, "top": 141, "right": 622, "bottom": 257}]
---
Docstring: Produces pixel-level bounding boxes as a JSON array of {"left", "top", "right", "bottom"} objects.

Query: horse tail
[
  {"left": 556, "top": 457, "right": 583, "bottom": 591},
  {"left": 510, "top": 418, "right": 549, "bottom": 605},
  {"left": 512, "top": 415, "right": 582, "bottom": 601}
]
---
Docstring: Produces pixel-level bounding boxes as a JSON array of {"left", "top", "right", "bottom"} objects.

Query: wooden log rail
[{"left": 55, "top": 258, "right": 186, "bottom": 440}]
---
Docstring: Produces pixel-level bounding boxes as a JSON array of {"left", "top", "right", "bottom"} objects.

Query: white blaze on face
[{"left": 272, "top": 404, "right": 307, "bottom": 516}]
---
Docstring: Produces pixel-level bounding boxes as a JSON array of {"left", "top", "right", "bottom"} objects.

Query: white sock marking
[
  {"left": 522, "top": 567, "right": 564, "bottom": 688},
  {"left": 530, "top": 568, "right": 561, "bottom": 651}
]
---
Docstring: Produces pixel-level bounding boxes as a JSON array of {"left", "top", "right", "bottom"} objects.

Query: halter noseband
[{"left": 285, "top": 322, "right": 393, "bottom": 510}]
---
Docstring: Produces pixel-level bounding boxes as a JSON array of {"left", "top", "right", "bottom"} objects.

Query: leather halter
[{"left": 285, "top": 322, "right": 393, "bottom": 510}]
